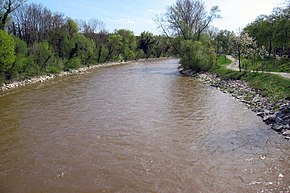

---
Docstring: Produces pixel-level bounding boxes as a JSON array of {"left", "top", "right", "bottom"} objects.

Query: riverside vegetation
[
  {"left": 0, "top": 1, "right": 175, "bottom": 87},
  {"left": 181, "top": 55, "right": 290, "bottom": 139}
]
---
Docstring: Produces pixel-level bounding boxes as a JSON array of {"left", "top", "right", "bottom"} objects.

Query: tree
[
  {"left": 106, "top": 33, "right": 122, "bottom": 61},
  {"left": 69, "top": 33, "right": 95, "bottom": 64},
  {"left": 230, "top": 32, "right": 255, "bottom": 72},
  {"left": 155, "top": 0, "right": 220, "bottom": 71},
  {"left": 156, "top": 0, "right": 220, "bottom": 41},
  {"left": 138, "top": 31, "right": 155, "bottom": 58},
  {"left": 10, "top": 3, "right": 66, "bottom": 44},
  {"left": 78, "top": 19, "right": 105, "bottom": 34},
  {"left": 30, "top": 41, "right": 54, "bottom": 71},
  {"left": 0, "top": 30, "right": 15, "bottom": 80},
  {"left": 115, "top": 29, "right": 137, "bottom": 61},
  {"left": 215, "top": 30, "right": 233, "bottom": 55},
  {"left": 180, "top": 39, "right": 215, "bottom": 71},
  {"left": 0, "top": 0, "right": 25, "bottom": 29}
]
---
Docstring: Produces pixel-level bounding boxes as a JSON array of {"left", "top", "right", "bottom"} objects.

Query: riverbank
[
  {"left": 0, "top": 58, "right": 167, "bottom": 92},
  {"left": 180, "top": 68, "right": 290, "bottom": 139}
]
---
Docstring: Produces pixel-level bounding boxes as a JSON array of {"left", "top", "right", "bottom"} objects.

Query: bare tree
[
  {"left": 10, "top": 3, "right": 66, "bottom": 44},
  {"left": 156, "top": 0, "right": 220, "bottom": 41},
  {"left": 0, "top": 0, "right": 26, "bottom": 29},
  {"left": 78, "top": 19, "right": 106, "bottom": 34}
]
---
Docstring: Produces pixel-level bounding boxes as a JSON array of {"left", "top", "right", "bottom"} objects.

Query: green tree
[
  {"left": 30, "top": 40, "right": 54, "bottom": 72},
  {"left": 156, "top": 0, "right": 220, "bottom": 41},
  {"left": 116, "top": 29, "right": 136, "bottom": 61},
  {"left": 180, "top": 39, "right": 215, "bottom": 71},
  {"left": 106, "top": 33, "right": 122, "bottom": 61},
  {"left": 138, "top": 31, "right": 155, "bottom": 58},
  {"left": 68, "top": 33, "right": 96, "bottom": 65},
  {"left": 7, "top": 36, "right": 28, "bottom": 79},
  {"left": 155, "top": 0, "right": 220, "bottom": 71},
  {"left": 0, "top": 30, "right": 15, "bottom": 81}
]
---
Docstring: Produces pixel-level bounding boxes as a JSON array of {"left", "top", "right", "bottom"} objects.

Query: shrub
[
  {"left": 180, "top": 40, "right": 215, "bottom": 71},
  {"left": 64, "top": 58, "right": 81, "bottom": 70}
]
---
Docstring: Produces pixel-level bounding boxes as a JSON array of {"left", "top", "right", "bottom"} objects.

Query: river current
[{"left": 0, "top": 59, "right": 289, "bottom": 193}]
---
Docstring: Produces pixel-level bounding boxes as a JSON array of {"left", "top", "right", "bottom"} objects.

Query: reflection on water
[{"left": 0, "top": 59, "right": 289, "bottom": 193}]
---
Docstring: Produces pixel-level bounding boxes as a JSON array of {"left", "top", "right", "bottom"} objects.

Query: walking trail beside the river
[{"left": 226, "top": 55, "right": 290, "bottom": 80}]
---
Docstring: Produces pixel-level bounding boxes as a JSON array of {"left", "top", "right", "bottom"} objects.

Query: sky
[{"left": 26, "top": 0, "right": 286, "bottom": 35}]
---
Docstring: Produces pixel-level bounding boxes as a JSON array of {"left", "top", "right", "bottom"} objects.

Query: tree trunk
[
  {"left": 238, "top": 49, "right": 241, "bottom": 72},
  {"left": 262, "top": 59, "right": 265, "bottom": 73}
]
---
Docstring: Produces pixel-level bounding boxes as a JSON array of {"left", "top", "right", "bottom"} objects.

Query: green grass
[
  {"left": 241, "top": 57, "right": 290, "bottom": 73},
  {"left": 210, "top": 55, "right": 290, "bottom": 101},
  {"left": 216, "top": 55, "right": 231, "bottom": 66}
]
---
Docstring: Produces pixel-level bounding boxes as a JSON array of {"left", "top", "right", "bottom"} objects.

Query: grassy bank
[
  {"left": 211, "top": 55, "right": 290, "bottom": 101},
  {"left": 241, "top": 57, "right": 290, "bottom": 73}
]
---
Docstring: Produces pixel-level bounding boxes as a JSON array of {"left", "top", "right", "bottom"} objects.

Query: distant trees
[
  {"left": 0, "top": 1, "right": 174, "bottom": 84},
  {"left": 10, "top": 3, "right": 66, "bottom": 44},
  {"left": 245, "top": 3, "right": 290, "bottom": 58}
]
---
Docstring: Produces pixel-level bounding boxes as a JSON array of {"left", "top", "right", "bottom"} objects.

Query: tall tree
[
  {"left": 0, "top": 0, "right": 25, "bottom": 29},
  {"left": 156, "top": 0, "right": 220, "bottom": 41},
  {"left": 0, "top": 30, "right": 15, "bottom": 79},
  {"left": 138, "top": 31, "right": 155, "bottom": 58}
]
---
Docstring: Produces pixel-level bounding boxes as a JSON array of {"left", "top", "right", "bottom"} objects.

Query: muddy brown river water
[{"left": 0, "top": 59, "right": 289, "bottom": 193}]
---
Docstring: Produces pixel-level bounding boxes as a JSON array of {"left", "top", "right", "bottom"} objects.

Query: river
[{"left": 0, "top": 59, "right": 289, "bottom": 193}]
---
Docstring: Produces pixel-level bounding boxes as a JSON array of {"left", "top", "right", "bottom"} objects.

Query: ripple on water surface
[{"left": 0, "top": 59, "right": 289, "bottom": 193}]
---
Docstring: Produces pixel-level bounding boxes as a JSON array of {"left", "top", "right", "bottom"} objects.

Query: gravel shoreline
[
  {"left": 1, "top": 58, "right": 170, "bottom": 92},
  {"left": 180, "top": 69, "right": 290, "bottom": 140}
]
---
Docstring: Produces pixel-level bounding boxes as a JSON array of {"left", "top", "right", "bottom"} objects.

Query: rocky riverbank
[
  {"left": 0, "top": 60, "right": 139, "bottom": 92},
  {"left": 180, "top": 69, "right": 290, "bottom": 140}
]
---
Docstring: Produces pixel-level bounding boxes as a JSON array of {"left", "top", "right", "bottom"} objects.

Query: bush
[
  {"left": 47, "top": 66, "right": 62, "bottom": 74},
  {"left": 0, "top": 30, "right": 16, "bottom": 77},
  {"left": 64, "top": 58, "right": 81, "bottom": 70},
  {"left": 180, "top": 40, "right": 215, "bottom": 71}
]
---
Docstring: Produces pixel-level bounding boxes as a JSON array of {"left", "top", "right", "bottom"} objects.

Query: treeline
[
  {"left": 0, "top": 1, "right": 174, "bottom": 84},
  {"left": 1, "top": 0, "right": 289, "bottom": 85},
  {"left": 157, "top": 0, "right": 289, "bottom": 73},
  {"left": 214, "top": 3, "right": 290, "bottom": 72}
]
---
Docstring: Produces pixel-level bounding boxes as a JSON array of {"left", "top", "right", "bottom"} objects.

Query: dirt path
[{"left": 225, "top": 55, "right": 290, "bottom": 80}]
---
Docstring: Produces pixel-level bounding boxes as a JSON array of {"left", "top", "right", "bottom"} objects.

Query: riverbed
[{"left": 0, "top": 59, "right": 289, "bottom": 192}]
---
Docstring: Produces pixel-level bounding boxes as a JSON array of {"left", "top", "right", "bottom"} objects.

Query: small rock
[
  {"left": 282, "top": 130, "right": 290, "bottom": 136},
  {"left": 272, "top": 125, "right": 284, "bottom": 132},
  {"left": 263, "top": 114, "right": 276, "bottom": 124}
]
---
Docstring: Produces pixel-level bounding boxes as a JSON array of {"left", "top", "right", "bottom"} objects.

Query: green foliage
[
  {"left": 0, "top": 30, "right": 16, "bottom": 76},
  {"left": 180, "top": 40, "right": 215, "bottom": 71},
  {"left": 216, "top": 55, "right": 231, "bottom": 66},
  {"left": 138, "top": 31, "right": 155, "bottom": 58},
  {"left": 245, "top": 5, "right": 290, "bottom": 57},
  {"left": 30, "top": 41, "right": 54, "bottom": 71},
  {"left": 69, "top": 34, "right": 96, "bottom": 64},
  {"left": 241, "top": 57, "right": 290, "bottom": 73},
  {"left": 243, "top": 73, "right": 290, "bottom": 101},
  {"left": 0, "top": 2, "right": 176, "bottom": 85},
  {"left": 116, "top": 29, "right": 137, "bottom": 61},
  {"left": 106, "top": 33, "right": 122, "bottom": 61},
  {"left": 211, "top": 57, "right": 290, "bottom": 101},
  {"left": 64, "top": 58, "right": 81, "bottom": 70},
  {"left": 47, "top": 65, "right": 61, "bottom": 74}
]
